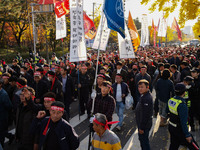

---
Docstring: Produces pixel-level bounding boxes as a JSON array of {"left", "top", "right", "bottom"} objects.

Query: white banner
[
  {"left": 92, "top": 12, "right": 110, "bottom": 51},
  {"left": 140, "top": 14, "right": 149, "bottom": 47},
  {"left": 56, "top": 15, "right": 67, "bottom": 40},
  {"left": 158, "top": 17, "right": 167, "bottom": 37},
  {"left": 118, "top": 23, "right": 135, "bottom": 59},
  {"left": 69, "top": 0, "right": 87, "bottom": 62}
]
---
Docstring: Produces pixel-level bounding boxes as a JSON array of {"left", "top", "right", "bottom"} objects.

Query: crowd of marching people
[{"left": 0, "top": 45, "right": 200, "bottom": 150}]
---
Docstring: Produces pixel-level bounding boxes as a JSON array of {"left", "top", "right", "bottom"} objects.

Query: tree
[
  {"left": 193, "top": 20, "right": 200, "bottom": 39},
  {"left": 0, "top": 0, "right": 25, "bottom": 47},
  {"left": 141, "top": 0, "right": 200, "bottom": 35}
]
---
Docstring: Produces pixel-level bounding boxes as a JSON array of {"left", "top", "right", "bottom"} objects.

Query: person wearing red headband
[
  {"left": 48, "top": 71, "right": 64, "bottom": 102},
  {"left": 55, "top": 64, "right": 61, "bottom": 79},
  {"left": 88, "top": 81, "right": 116, "bottom": 123},
  {"left": 92, "top": 113, "right": 122, "bottom": 150},
  {"left": 13, "top": 77, "right": 27, "bottom": 120},
  {"left": 36, "top": 68, "right": 51, "bottom": 90},
  {"left": 112, "top": 74, "right": 129, "bottom": 131},
  {"left": 25, "top": 62, "right": 34, "bottom": 77},
  {"left": 99, "top": 67, "right": 111, "bottom": 82},
  {"left": 96, "top": 73, "right": 106, "bottom": 94},
  {"left": 30, "top": 72, "right": 48, "bottom": 104},
  {"left": 30, "top": 101, "right": 79, "bottom": 150},
  {"left": 78, "top": 65, "right": 90, "bottom": 117}
]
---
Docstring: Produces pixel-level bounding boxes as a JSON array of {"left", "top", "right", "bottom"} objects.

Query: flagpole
[
  {"left": 78, "top": 62, "right": 80, "bottom": 120},
  {"left": 88, "top": 11, "right": 105, "bottom": 150}
]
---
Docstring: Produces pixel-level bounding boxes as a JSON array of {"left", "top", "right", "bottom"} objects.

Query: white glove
[
  {"left": 91, "top": 89, "right": 96, "bottom": 99},
  {"left": 89, "top": 115, "right": 95, "bottom": 123}
]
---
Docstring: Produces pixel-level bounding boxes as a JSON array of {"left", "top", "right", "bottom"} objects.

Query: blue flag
[{"left": 103, "top": 0, "right": 125, "bottom": 38}]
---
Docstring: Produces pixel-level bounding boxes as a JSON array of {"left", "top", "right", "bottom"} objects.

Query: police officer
[
  {"left": 15, "top": 52, "right": 23, "bottom": 67},
  {"left": 167, "top": 83, "right": 199, "bottom": 149},
  {"left": 34, "top": 52, "right": 40, "bottom": 64}
]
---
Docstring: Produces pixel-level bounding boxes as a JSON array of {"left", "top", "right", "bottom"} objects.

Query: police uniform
[
  {"left": 34, "top": 56, "right": 39, "bottom": 64},
  {"left": 167, "top": 83, "right": 199, "bottom": 150}
]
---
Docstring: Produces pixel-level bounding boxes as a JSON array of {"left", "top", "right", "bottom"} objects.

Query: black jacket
[
  {"left": 180, "top": 67, "right": 191, "bottom": 82},
  {"left": 2, "top": 83, "right": 11, "bottom": 94},
  {"left": 135, "top": 91, "right": 153, "bottom": 130},
  {"left": 112, "top": 82, "right": 129, "bottom": 104},
  {"left": 87, "top": 67, "right": 95, "bottom": 87},
  {"left": 59, "top": 75, "right": 75, "bottom": 105},
  {"left": 26, "top": 98, "right": 68, "bottom": 121},
  {"left": 22, "top": 73, "right": 34, "bottom": 86},
  {"left": 188, "top": 78, "right": 200, "bottom": 102},
  {"left": 42, "top": 75, "right": 51, "bottom": 90},
  {"left": 50, "top": 78, "right": 64, "bottom": 102},
  {"left": 112, "top": 68, "right": 128, "bottom": 84},
  {"left": 27, "top": 69, "right": 34, "bottom": 77},
  {"left": 78, "top": 72, "right": 90, "bottom": 94},
  {"left": 30, "top": 117, "right": 79, "bottom": 150},
  {"left": 9, "top": 64, "right": 21, "bottom": 77},
  {"left": 30, "top": 80, "right": 48, "bottom": 104},
  {"left": 147, "top": 65, "right": 156, "bottom": 79},
  {"left": 16, "top": 103, "right": 38, "bottom": 145}
]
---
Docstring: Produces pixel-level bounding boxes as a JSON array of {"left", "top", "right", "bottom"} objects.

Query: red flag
[
  {"left": 171, "top": 17, "right": 182, "bottom": 41},
  {"left": 154, "top": 26, "right": 156, "bottom": 47},
  {"left": 83, "top": 11, "right": 97, "bottom": 39},
  {"left": 55, "top": 0, "right": 69, "bottom": 18},
  {"left": 38, "top": 0, "right": 63, "bottom": 4},
  {"left": 157, "top": 19, "right": 160, "bottom": 32}
]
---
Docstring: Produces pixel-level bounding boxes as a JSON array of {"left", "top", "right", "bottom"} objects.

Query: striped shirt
[{"left": 92, "top": 129, "right": 122, "bottom": 150}]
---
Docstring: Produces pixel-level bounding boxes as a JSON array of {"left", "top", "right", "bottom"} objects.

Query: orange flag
[
  {"left": 127, "top": 11, "right": 140, "bottom": 52},
  {"left": 150, "top": 19, "right": 154, "bottom": 37}
]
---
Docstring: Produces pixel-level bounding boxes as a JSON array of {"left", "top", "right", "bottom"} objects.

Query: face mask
[
  {"left": 47, "top": 77, "right": 50, "bottom": 81},
  {"left": 186, "top": 85, "right": 191, "bottom": 89},
  {"left": 20, "top": 71, "right": 24, "bottom": 75}
]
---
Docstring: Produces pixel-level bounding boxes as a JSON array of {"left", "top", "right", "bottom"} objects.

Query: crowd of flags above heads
[{"left": 37, "top": 0, "right": 182, "bottom": 60}]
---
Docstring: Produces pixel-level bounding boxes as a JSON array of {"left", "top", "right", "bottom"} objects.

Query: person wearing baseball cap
[
  {"left": 30, "top": 101, "right": 79, "bottom": 150},
  {"left": 30, "top": 72, "right": 48, "bottom": 104},
  {"left": 167, "top": 83, "right": 199, "bottom": 149},
  {"left": 96, "top": 73, "right": 106, "bottom": 94}
]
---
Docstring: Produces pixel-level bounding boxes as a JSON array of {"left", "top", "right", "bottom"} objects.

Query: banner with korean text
[
  {"left": 118, "top": 23, "right": 135, "bottom": 59},
  {"left": 56, "top": 15, "right": 67, "bottom": 40},
  {"left": 92, "top": 12, "right": 111, "bottom": 51},
  {"left": 69, "top": 0, "right": 87, "bottom": 62}
]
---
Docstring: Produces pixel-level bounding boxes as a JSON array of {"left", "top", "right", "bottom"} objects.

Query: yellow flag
[{"left": 128, "top": 11, "right": 140, "bottom": 52}]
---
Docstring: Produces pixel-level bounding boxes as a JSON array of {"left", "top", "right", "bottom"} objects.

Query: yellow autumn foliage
[{"left": 141, "top": 0, "right": 200, "bottom": 38}]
